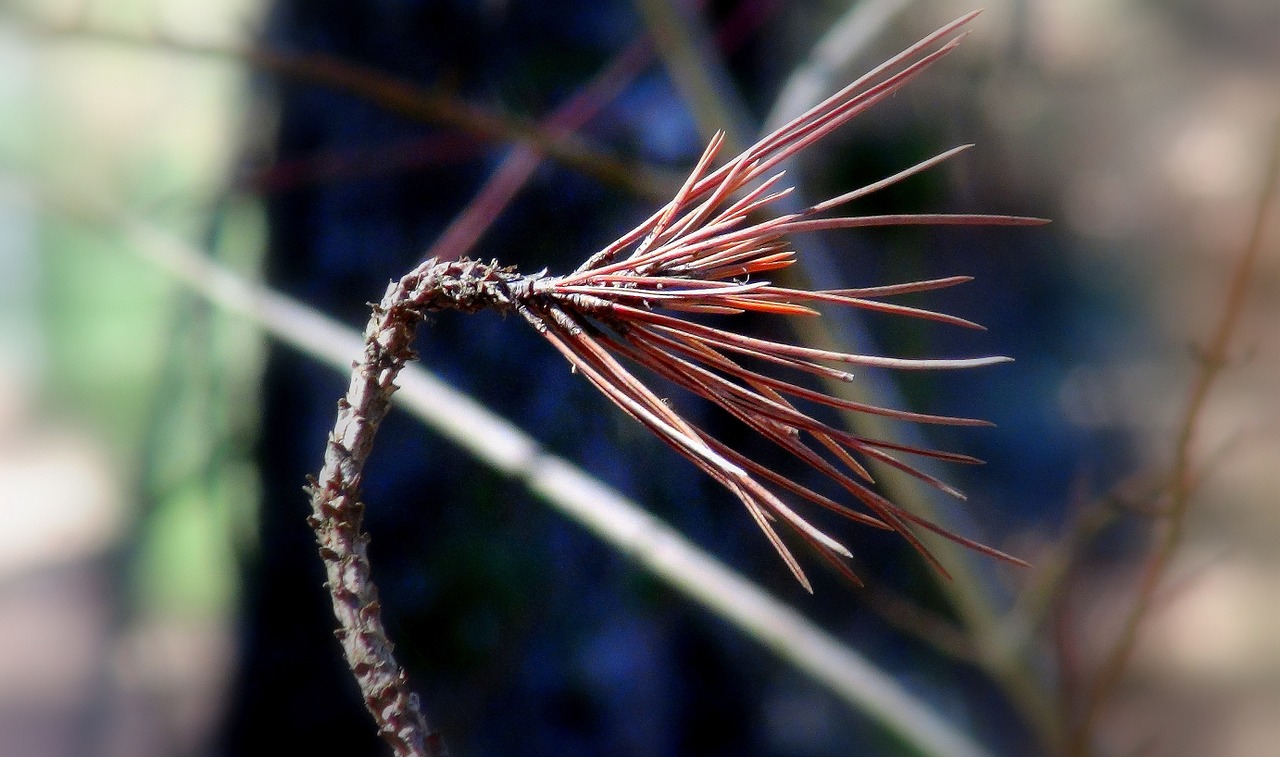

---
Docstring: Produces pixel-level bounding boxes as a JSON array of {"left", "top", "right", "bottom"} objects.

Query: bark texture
[{"left": 304, "top": 258, "right": 520, "bottom": 756}]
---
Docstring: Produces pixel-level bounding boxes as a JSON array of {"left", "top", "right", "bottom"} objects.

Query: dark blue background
[{"left": 218, "top": 2, "right": 1121, "bottom": 754}]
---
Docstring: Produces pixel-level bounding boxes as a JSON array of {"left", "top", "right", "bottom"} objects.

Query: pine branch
[
  {"left": 302, "top": 259, "right": 522, "bottom": 756},
  {"left": 291, "top": 14, "right": 1042, "bottom": 749},
  {"left": 91, "top": 12, "right": 1043, "bottom": 753}
]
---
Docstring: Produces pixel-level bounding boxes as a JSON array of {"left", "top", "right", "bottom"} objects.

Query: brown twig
[
  {"left": 303, "top": 259, "right": 524, "bottom": 756},
  {"left": 1072, "top": 121, "right": 1280, "bottom": 753}
]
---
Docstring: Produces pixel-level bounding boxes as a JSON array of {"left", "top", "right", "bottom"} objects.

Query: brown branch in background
[
  {"left": 422, "top": 36, "right": 655, "bottom": 261},
  {"left": 854, "top": 582, "right": 979, "bottom": 663},
  {"left": 250, "top": 50, "right": 674, "bottom": 196},
  {"left": 1072, "top": 122, "right": 1280, "bottom": 753},
  {"left": 247, "top": 134, "right": 487, "bottom": 194},
  {"left": 423, "top": 0, "right": 783, "bottom": 263},
  {"left": 24, "top": 18, "right": 680, "bottom": 198}
]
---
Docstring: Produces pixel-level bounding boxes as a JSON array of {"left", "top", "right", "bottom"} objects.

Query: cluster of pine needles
[{"left": 504, "top": 11, "right": 1043, "bottom": 590}]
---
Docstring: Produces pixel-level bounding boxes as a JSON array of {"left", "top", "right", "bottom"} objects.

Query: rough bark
[{"left": 304, "top": 258, "right": 521, "bottom": 757}]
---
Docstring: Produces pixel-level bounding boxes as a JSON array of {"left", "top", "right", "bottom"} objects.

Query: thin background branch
[
  {"left": 19, "top": 16, "right": 682, "bottom": 199},
  {"left": 1071, "top": 120, "right": 1280, "bottom": 753}
]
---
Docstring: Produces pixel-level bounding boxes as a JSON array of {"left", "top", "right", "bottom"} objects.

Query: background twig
[{"left": 1072, "top": 120, "right": 1280, "bottom": 752}]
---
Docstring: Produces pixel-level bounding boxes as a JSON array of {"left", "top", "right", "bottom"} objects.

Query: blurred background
[{"left": 0, "top": 0, "right": 1276, "bottom": 755}]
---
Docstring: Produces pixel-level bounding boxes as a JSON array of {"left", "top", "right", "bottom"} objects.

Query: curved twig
[{"left": 303, "top": 259, "right": 521, "bottom": 756}]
